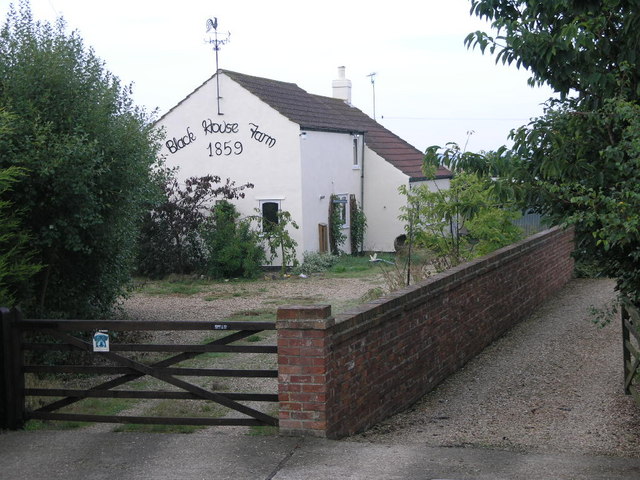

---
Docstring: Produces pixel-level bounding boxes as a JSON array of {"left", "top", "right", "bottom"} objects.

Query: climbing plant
[
  {"left": 329, "top": 195, "right": 347, "bottom": 255},
  {"left": 349, "top": 195, "right": 367, "bottom": 256},
  {"left": 255, "top": 209, "right": 299, "bottom": 275}
]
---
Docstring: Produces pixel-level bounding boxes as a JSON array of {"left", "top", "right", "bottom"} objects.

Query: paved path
[
  {"left": 0, "top": 430, "right": 639, "bottom": 479},
  {"left": 1, "top": 278, "right": 639, "bottom": 479}
]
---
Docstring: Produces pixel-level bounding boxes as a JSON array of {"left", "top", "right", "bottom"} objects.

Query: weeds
[
  {"left": 370, "top": 249, "right": 436, "bottom": 292},
  {"left": 113, "top": 399, "right": 226, "bottom": 434}
]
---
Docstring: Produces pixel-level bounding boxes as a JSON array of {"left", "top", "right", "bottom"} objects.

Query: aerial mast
[
  {"left": 366, "top": 72, "right": 377, "bottom": 120},
  {"left": 205, "top": 18, "right": 230, "bottom": 115}
]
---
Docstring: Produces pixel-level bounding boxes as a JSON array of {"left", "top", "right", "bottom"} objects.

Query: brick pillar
[{"left": 276, "top": 304, "right": 334, "bottom": 437}]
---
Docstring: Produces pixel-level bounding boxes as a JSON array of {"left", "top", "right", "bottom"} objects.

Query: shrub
[
  {"left": 294, "top": 252, "right": 339, "bottom": 275},
  {"left": 0, "top": 5, "right": 159, "bottom": 317},
  {"left": 203, "top": 201, "right": 265, "bottom": 279},
  {"left": 136, "top": 171, "right": 253, "bottom": 278}
]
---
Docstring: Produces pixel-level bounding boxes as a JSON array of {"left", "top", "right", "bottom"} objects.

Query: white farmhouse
[{"left": 156, "top": 67, "right": 451, "bottom": 261}]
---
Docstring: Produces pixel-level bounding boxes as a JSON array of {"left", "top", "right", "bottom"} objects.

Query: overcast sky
[{"left": 2, "top": 0, "right": 556, "bottom": 153}]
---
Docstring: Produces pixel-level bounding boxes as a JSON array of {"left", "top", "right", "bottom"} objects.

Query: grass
[
  {"left": 114, "top": 423, "right": 203, "bottom": 434},
  {"left": 113, "top": 399, "right": 226, "bottom": 434},
  {"left": 24, "top": 396, "right": 138, "bottom": 431},
  {"left": 324, "top": 253, "right": 395, "bottom": 278},
  {"left": 134, "top": 253, "right": 389, "bottom": 298},
  {"left": 225, "top": 308, "right": 276, "bottom": 322},
  {"left": 247, "top": 406, "right": 280, "bottom": 436},
  {"left": 263, "top": 295, "right": 323, "bottom": 305},
  {"left": 137, "top": 279, "right": 210, "bottom": 296},
  {"left": 248, "top": 424, "right": 279, "bottom": 436}
]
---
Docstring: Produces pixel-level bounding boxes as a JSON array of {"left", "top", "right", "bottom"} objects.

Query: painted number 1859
[{"left": 207, "top": 141, "right": 243, "bottom": 157}]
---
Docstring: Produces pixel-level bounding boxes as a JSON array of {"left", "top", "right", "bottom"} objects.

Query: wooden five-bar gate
[
  {"left": 1, "top": 307, "right": 278, "bottom": 430},
  {"left": 622, "top": 301, "right": 640, "bottom": 407}
]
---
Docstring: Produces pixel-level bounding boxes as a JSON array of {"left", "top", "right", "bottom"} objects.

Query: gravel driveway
[
  {"left": 351, "top": 278, "right": 640, "bottom": 458},
  {"left": 124, "top": 275, "right": 640, "bottom": 457},
  {"left": 124, "top": 275, "right": 382, "bottom": 322}
]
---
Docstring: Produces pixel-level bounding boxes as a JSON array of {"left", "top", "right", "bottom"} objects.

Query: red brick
[
  {"left": 279, "top": 402, "right": 303, "bottom": 411},
  {"left": 277, "top": 304, "right": 332, "bottom": 320},
  {"left": 303, "top": 421, "right": 327, "bottom": 430},
  {"left": 278, "top": 383, "right": 301, "bottom": 393},
  {"left": 289, "top": 375, "right": 314, "bottom": 383},
  {"left": 279, "top": 364, "right": 309, "bottom": 374},
  {"left": 298, "top": 346, "right": 327, "bottom": 357},
  {"left": 279, "top": 356, "right": 321, "bottom": 366},
  {"left": 279, "top": 419, "right": 303, "bottom": 430},
  {"left": 278, "top": 330, "right": 303, "bottom": 339},
  {"left": 292, "top": 392, "right": 326, "bottom": 403},
  {"left": 302, "top": 402, "right": 326, "bottom": 411},
  {"left": 301, "top": 383, "right": 327, "bottom": 393},
  {"left": 291, "top": 411, "right": 316, "bottom": 420}
]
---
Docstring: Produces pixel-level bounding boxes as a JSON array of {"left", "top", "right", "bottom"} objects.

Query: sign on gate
[{"left": 92, "top": 331, "right": 110, "bottom": 352}]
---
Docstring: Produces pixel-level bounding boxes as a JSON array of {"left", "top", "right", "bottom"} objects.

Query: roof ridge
[
  {"left": 220, "top": 69, "right": 301, "bottom": 89},
  {"left": 160, "top": 69, "right": 451, "bottom": 180}
]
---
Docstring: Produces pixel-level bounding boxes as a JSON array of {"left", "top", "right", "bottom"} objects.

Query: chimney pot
[{"left": 332, "top": 66, "right": 352, "bottom": 104}]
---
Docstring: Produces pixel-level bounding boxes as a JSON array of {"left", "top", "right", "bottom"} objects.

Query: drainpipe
[
  {"left": 360, "top": 132, "right": 365, "bottom": 251},
  {"left": 360, "top": 133, "right": 365, "bottom": 206}
]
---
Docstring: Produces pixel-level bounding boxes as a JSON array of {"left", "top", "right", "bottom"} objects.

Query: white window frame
[
  {"left": 258, "top": 199, "right": 282, "bottom": 233},
  {"left": 352, "top": 137, "right": 360, "bottom": 169},
  {"left": 333, "top": 194, "right": 349, "bottom": 228}
]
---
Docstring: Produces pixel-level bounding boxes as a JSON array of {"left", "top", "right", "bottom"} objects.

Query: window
[
  {"left": 260, "top": 201, "right": 280, "bottom": 232},
  {"left": 352, "top": 137, "right": 359, "bottom": 168},
  {"left": 333, "top": 194, "right": 348, "bottom": 227}
]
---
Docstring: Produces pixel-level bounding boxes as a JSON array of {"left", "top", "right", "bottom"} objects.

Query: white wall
[
  {"left": 363, "top": 150, "right": 451, "bottom": 252},
  {"left": 410, "top": 178, "right": 451, "bottom": 192},
  {"left": 362, "top": 148, "right": 409, "bottom": 252},
  {"left": 156, "top": 73, "right": 368, "bottom": 262},
  {"left": 156, "top": 73, "right": 304, "bottom": 262},
  {"left": 299, "top": 130, "right": 363, "bottom": 254}
]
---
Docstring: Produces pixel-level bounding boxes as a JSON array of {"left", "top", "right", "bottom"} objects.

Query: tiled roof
[{"left": 223, "top": 70, "right": 451, "bottom": 180}]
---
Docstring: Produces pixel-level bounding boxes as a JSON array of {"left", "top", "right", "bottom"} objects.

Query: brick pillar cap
[{"left": 276, "top": 304, "right": 334, "bottom": 329}]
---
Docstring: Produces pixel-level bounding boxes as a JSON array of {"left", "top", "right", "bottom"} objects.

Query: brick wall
[{"left": 277, "top": 226, "right": 574, "bottom": 438}]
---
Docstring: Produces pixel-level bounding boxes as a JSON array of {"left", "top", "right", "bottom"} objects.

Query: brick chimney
[{"left": 332, "top": 66, "right": 352, "bottom": 104}]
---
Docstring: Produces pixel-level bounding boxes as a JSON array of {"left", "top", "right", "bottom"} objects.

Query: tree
[
  {"left": 255, "top": 209, "right": 299, "bottom": 275},
  {"left": 0, "top": 165, "right": 41, "bottom": 307},
  {"left": 0, "top": 2, "right": 161, "bottom": 317},
  {"left": 0, "top": 108, "right": 40, "bottom": 307},
  {"left": 399, "top": 169, "right": 523, "bottom": 271},
  {"left": 460, "top": 1, "right": 640, "bottom": 303},
  {"left": 136, "top": 171, "right": 254, "bottom": 278},
  {"left": 466, "top": 1, "right": 640, "bottom": 107}
]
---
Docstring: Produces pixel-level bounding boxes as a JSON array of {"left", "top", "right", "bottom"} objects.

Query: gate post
[
  {"left": 1, "top": 307, "right": 25, "bottom": 430},
  {"left": 276, "top": 304, "right": 334, "bottom": 437},
  {"left": 623, "top": 303, "right": 632, "bottom": 395}
]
